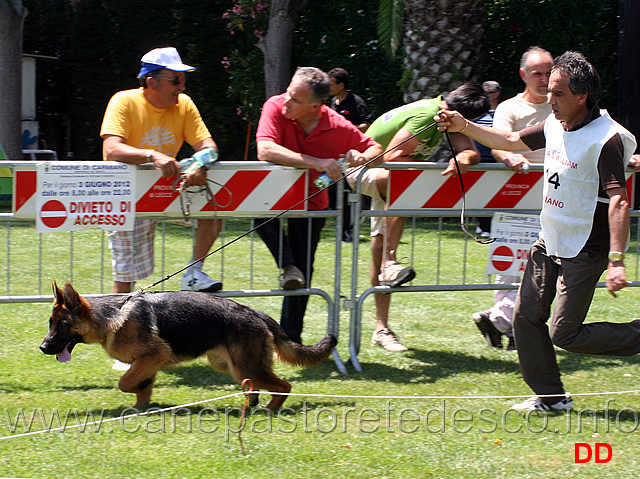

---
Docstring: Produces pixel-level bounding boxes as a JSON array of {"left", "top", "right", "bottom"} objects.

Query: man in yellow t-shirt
[{"left": 101, "top": 47, "right": 222, "bottom": 295}]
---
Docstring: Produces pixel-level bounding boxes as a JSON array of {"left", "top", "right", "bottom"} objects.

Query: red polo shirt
[{"left": 256, "top": 93, "right": 378, "bottom": 210}]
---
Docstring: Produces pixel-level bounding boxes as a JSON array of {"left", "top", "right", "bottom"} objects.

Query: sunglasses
[{"left": 155, "top": 76, "right": 183, "bottom": 85}]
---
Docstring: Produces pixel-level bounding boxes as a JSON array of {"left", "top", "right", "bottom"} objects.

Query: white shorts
[
  {"left": 345, "top": 166, "right": 386, "bottom": 236},
  {"left": 108, "top": 219, "right": 157, "bottom": 283}
]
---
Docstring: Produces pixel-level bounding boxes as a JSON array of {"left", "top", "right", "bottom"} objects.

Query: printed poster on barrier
[
  {"left": 486, "top": 213, "right": 540, "bottom": 276},
  {"left": 35, "top": 161, "right": 136, "bottom": 233}
]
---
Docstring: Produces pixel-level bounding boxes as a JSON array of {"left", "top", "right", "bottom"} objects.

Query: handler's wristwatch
[{"left": 608, "top": 251, "right": 625, "bottom": 262}]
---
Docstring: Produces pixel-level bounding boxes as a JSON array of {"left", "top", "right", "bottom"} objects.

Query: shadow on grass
[
  {"left": 556, "top": 349, "right": 640, "bottom": 374},
  {"left": 0, "top": 382, "right": 116, "bottom": 395},
  {"left": 298, "top": 348, "right": 520, "bottom": 384},
  {"left": 162, "top": 347, "right": 640, "bottom": 390},
  {"left": 317, "top": 348, "right": 640, "bottom": 384},
  {"left": 162, "top": 358, "right": 340, "bottom": 388}
]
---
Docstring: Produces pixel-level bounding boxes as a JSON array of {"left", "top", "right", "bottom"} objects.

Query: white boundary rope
[{"left": 2, "top": 387, "right": 639, "bottom": 441}]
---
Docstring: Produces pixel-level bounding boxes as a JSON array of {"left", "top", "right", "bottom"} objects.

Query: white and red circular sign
[
  {"left": 490, "top": 245, "right": 514, "bottom": 272},
  {"left": 39, "top": 200, "right": 67, "bottom": 228}
]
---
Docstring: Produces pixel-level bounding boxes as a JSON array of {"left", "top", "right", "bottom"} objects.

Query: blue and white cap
[{"left": 137, "top": 47, "right": 196, "bottom": 78}]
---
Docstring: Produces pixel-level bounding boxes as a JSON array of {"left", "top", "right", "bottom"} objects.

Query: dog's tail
[{"left": 263, "top": 314, "right": 337, "bottom": 366}]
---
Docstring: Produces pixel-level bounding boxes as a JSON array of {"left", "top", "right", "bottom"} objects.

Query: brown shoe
[
  {"left": 372, "top": 328, "right": 408, "bottom": 352},
  {"left": 378, "top": 262, "right": 416, "bottom": 287},
  {"left": 281, "top": 265, "right": 305, "bottom": 290}
]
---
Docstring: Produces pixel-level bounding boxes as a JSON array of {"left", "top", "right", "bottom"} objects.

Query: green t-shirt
[{"left": 367, "top": 96, "right": 443, "bottom": 161}]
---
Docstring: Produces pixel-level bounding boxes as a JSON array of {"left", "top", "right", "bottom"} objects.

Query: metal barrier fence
[
  {"left": 1, "top": 161, "right": 349, "bottom": 372},
  {"left": 1, "top": 161, "right": 639, "bottom": 374},
  {"left": 343, "top": 162, "right": 640, "bottom": 371}
]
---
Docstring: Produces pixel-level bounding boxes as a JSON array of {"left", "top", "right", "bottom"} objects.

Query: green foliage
[
  {"left": 23, "top": 0, "right": 247, "bottom": 160},
  {"left": 293, "top": 0, "right": 405, "bottom": 119},
  {"left": 376, "top": 0, "right": 404, "bottom": 59},
  {"left": 221, "top": 0, "right": 269, "bottom": 125},
  {"left": 21, "top": 0, "right": 405, "bottom": 161},
  {"left": 19, "top": 0, "right": 624, "bottom": 162},
  {"left": 483, "top": 0, "right": 619, "bottom": 112}
]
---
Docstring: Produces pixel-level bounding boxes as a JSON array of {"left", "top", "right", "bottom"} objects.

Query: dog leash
[
  {"left": 444, "top": 131, "right": 495, "bottom": 244},
  {"left": 132, "top": 120, "right": 491, "bottom": 296},
  {"left": 237, "top": 378, "right": 254, "bottom": 455}
]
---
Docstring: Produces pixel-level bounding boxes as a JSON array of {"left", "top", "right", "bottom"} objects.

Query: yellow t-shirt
[{"left": 100, "top": 88, "right": 211, "bottom": 158}]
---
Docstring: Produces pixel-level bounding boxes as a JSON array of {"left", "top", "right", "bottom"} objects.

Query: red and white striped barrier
[
  {"left": 387, "top": 169, "right": 543, "bottom": 210},
  {"left": 12, "top": 162, "right": 637, "bottom": 218},
  {"left": 386, "top": 168, "right": 636, "bottom": 210},
  {"left": 13, "top": 162, "right": 308, "bottom": 218}
]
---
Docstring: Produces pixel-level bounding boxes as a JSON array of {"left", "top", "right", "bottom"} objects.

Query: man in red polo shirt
[{"left": 255, "top": 67, "right": 382, "bottom": 344}]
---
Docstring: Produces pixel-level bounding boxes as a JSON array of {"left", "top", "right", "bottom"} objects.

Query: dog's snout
[{"left": 40, "top": 338, "right": 59, "bottom": 355}]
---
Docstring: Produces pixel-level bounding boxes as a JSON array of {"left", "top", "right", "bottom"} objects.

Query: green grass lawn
[{"left": 1, "top": 218, "right": 640, "bottom": 478}]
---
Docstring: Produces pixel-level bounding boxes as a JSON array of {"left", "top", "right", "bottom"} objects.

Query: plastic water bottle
[
  {"left": 314, "top": 158, "right": 345, "bottom": 188},
  {"left": 179, "top": 147, "right": 218, "bottom": 173}
]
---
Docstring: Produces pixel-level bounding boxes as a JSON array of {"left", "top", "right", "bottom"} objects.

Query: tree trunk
[
  {"left": 0, "top": 0, "right": 26, "bottom": 159},
  {"left": 262, "top": 0, "right": 307, "bottom": 98},
  {"left": 402, "top": 0, "right": 485, "bottom": 102},
  {"left": 402, "top": 0, "right": 484, "bottom": 163}
]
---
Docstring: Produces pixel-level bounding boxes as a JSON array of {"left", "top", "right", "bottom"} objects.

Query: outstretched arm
[{"left": 435, "top": 109, "right": 529, "bottom": 152}]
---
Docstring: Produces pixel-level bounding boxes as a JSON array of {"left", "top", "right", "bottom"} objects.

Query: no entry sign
[
  {"left": 486, "top": 213, "right": 540, "bottom": 276},
  {"left": 39, "top": 200, "right": 67, "bottom": 228},
  {"left": 490, "top": 245, "right": 515, "bottom": 272},
  {"left": 35, "top": 162, "right": 136, "bottom": 233}
]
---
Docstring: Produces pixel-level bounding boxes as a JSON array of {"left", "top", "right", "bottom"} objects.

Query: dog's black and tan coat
[{"left": 40, "top": 281, "right": 337, "bottom": 409}]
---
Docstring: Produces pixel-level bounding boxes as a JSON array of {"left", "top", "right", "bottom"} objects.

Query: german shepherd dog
[{"left": 40, "top": 281, "right": 337, "bottom": 409}]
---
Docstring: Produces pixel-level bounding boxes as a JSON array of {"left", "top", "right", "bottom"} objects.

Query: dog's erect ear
[
  {"left": 52, "top": 281, "right": 64, "bottom": 306},
  {"left": 62, "top": 281, "right": 82, "bottom": 311}
]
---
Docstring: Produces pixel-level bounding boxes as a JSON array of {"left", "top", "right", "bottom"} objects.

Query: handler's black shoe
[{"left": 472, "top": 310, "right": 503, "bottom": 348}]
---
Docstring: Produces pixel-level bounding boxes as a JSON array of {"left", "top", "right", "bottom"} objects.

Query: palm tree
[
  {"left": 378, "top": 0, "right": 485, "bottom": 162},
  {"left": 378, "top": 0, "right": 485, "bottom": 102}
]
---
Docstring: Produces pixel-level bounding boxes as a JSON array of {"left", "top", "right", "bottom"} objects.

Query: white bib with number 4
[{"left": 540, "top": 111, "right": 636, "bottom": 258}]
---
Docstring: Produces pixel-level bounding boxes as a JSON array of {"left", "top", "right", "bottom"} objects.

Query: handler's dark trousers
[
  {"left": 514, "top": 238, "right": 640, "bottom": 404},
  {"left": 254, "top": 216, "right": 326, "bottom": 344}
]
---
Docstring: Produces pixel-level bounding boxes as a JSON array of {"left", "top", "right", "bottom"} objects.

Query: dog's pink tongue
[{"left": 57, "top": 347, "right": 71, "bottom": 363}]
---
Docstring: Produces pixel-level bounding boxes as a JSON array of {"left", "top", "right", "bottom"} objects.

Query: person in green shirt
[{"left": 346, "top": 83, "right": 490, "bottom": 351}]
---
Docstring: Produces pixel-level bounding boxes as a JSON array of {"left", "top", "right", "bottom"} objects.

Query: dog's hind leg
[
  {"left": 250, "top": 374, "right": 291, "bottom": 410},
  {"left": 230, "top": 359, "right": 292, "bottom": 409},
  {"left": 224, "top": 342, "right": 293, "bottom": 409},
  {"left": 207, "top": 350, "right": 260, "bottom": 406}
]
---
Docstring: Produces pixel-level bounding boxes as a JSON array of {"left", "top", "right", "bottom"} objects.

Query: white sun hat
[{"left": 137, "top": 47, "right": 196, "bottom": 78}]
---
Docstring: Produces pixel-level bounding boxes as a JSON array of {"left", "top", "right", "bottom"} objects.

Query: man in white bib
[{"left": 435, "top": 51, "right": 639, "bottom": 412}]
